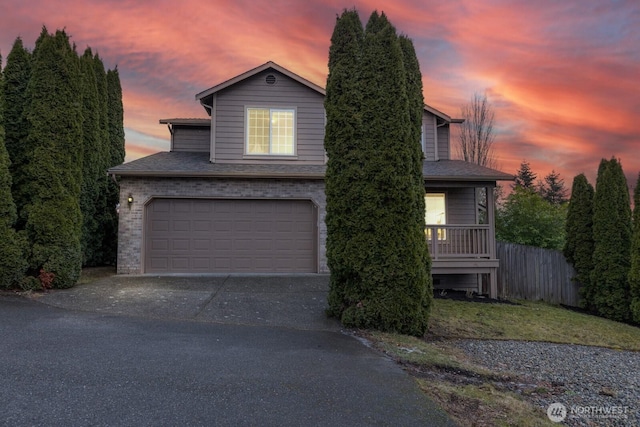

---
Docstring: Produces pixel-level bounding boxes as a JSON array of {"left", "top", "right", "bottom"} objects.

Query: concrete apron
[{"left": 35, "top": 274, "right": 339, "bottom": 331}]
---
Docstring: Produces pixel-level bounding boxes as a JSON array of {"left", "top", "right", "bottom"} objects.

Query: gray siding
[
  {"left": 422, "top": 114, "right": 436, "bottom": 161},
  {"left": 437, "top": 125, "right": 450, "bottom": 160},
  {"left": 422, "top": 111, "right": 451, "bottom": 161},
  {"left": 213, "top": 70, "right": 326, "bottom": 164},
  {"left": 426, "top": 187, "right": 476, "bottom": 224},
  {"left": 172, "top": 126, "right": 210, "bottom": 152}
]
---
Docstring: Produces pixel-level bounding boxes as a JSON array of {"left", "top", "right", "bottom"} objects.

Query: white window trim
[
  {"left": 425, "top": 192, "right": 447, "bottom": 241},
  {"left": 245, "top": 106, "right": 297, "bottom": 157}
]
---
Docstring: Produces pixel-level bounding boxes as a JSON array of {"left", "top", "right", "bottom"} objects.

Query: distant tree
[
  {"left": 563, "top": 174, "right": 595, "bottom": 310},
  {"left": 629, "top": 173, "right": 640, "bottom": 323},
  {"left": 22, "top": 28, "right": 84, "bottom": 288},
  {"left": 591, "top": 158, "right": 632, "bottom": 321},
  {"left": 496, "top": 186, "right": 567, "bottom": 250},
  {"left": 539, "top": 170, "right": 568, "bottom": 205},
  {"left": 513, "top": 160, "right": 537, "bottom": 190},
  {"left": 456, "top": 92, "right": 496, "bottom": 168},
  {"left": 325, "top": 10, "right": 431, "bottom": 336},
  {"left": 0, "top": 55, "right": 28, "bottom": 288},
  {"left": 2, "top": 37, "right": 32, "bottom": 226}
]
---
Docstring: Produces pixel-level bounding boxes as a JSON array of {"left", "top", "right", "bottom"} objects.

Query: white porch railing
[{"left": 426, "top": 224, "right": 494, "bottom": 259}]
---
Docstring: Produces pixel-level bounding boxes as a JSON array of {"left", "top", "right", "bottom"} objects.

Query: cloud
[{"left": 1, "top": 0, "right": 638, "bottom": 188}]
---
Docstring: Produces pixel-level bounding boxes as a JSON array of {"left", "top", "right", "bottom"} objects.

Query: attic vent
[{"left": 265, "top": 74, "right": 277, "bottom": 85}]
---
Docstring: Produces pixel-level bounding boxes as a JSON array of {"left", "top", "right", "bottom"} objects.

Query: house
[{"left": 109, "top": 61, "right": 513, "bottom": 298}]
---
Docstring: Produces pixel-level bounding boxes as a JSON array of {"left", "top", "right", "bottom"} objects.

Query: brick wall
[{"left": 117, "top": 177, "right": 327, "bottom": 274}]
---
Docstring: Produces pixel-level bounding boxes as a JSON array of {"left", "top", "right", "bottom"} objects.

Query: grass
[
  {"left": 430, "top": 298, "right": 640, "bottom": 351},
  {"left": 361, "top": 297, "right": 640, "bottom": 426}
]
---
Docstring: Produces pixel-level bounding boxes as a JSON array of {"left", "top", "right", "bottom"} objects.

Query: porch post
[
  {"left": 487, "top": 186, "right": 496, "bottom": 258},
  {"left": 487, "top": 186, "right": 498, "bottom": 298}
]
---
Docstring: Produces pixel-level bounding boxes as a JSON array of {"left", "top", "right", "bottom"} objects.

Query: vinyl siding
[
  {"left": 426, "top": 187, "right": 476, "bottom": 225},
  {"left": 422, "top": 111, "right": 451, "bottom": 161},
  {"left": 422, "top": 114, "right": 436, "bottom": 160},
  {"left": 213, "top": 70, "right": 325, "bottom": 164},
  {"left": 171, "top": 126, "right": 210, "bottom": 152},
  {"left": 437, "top": 125, "right": 450, "bottom": 160}
]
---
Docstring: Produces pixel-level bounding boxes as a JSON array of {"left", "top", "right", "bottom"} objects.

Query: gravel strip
[{"left": 452, "top": 340, "right": 639, "bottom": 426}]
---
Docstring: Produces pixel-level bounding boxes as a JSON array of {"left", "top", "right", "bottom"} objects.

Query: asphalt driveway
[{"left": 2, "top": 275, "right": 456, "bottom": 426}]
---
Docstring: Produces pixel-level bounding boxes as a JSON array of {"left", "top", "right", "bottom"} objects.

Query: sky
[{"left": 1, "top": 0, "right": 638, "bottom": 189}]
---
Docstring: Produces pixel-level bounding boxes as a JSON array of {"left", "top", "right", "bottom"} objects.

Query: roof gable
[
  {"left": 196, "top": 61, "right": 325, "bottom": 110},
  {"left": 194, "top": 61, "right": 460, "bottom": 123}
]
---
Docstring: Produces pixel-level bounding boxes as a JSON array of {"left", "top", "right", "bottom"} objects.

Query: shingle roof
[
  {"left": 109, "top": 151, "right": 514, "bottom": 182},
  {"left": 108, "top": 152, "right": 326, "bottom": 179},
  {"left": 423, "top": 160, "right": 514, "bottom": 182}
]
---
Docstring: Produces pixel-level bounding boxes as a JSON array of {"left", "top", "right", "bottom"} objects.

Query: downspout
[
  {"left": 433, "top": 116, "right": 447, "bottom": 161},
  {"left": 166, "top": 123, "right": 174, "bottom": 151},
  {"left": 200, "top": 95, "right": 216, "bottom": 163}
]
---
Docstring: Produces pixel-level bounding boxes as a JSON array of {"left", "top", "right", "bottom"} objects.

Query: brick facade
[{"left": 117, "top": 176, "right": 327, "bottom": 274}]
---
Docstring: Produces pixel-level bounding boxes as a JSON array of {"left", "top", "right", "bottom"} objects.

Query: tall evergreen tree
[
  {"left": 87, "top": 53, "right": 112, "bottom": 266},
  {"left": 629, "top": 174, "right": 640, "bottom": 323},
  {"left": 325, "top": 9, "right": 365, "bottom": 317},
  {"left": 539, "top": 170, "right": 568, "bottom": 205},
  {"left": 326, "top": 10, "right": 430, "bottom": 336},
  {"left": 0, "top": 55, "right": 28, "bottom": 288},
  {"left": 513, "top": 160, "right": 537, "bottom": 190},
  {"left": 563, "top": 173, "right": 595, "bottom": 310},
  {"left": 22, "top": 28, "right": 84, "bottom": 288},
  {"left": 591, "top": 158, "right": 632, "bottom": 321},
  {"left": 79, "top": 48, "right": 103, "bottom": 265},
  {"left": 2, "top": 37, "right": 32, "bottom": 226},
  {"left": 102, "top": 67, "right": 126, "bottom": 265}
]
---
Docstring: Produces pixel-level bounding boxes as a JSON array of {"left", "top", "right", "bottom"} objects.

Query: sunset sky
[{"left": 1, "top": 0, "right": 638, "bottom": 188}]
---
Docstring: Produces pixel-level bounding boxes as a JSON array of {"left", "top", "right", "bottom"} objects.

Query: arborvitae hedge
[
  {"left": 80, "top": 48, "right": 103, "bottom": 265},
  {"left": 103, "top": 67, "right": 125, "bottom": 265},
  {"left": 325, "top": 9, "right": 365, "bottom": 318},
  {"left": 0, "top": 55, "right": 28, "bottom": 288},
  {"left": 1, "top": 28, "right": 125, "bottom": 288},
  {"left": 23, "top": 28, "right": 84, "bottom": 288},
  {"left": 3, "top": 37, "right": 32, "bottom": 227},
  {"left": 591, "top": 158, "right": 632, "bottom": 321},
  {"left": 563, "top": 173, "right": 595, "bottom": 310},
  {"left": 325, "top": 10, "right": 431, "bottom": 336},
  {"left": 629, "top": 174, "right": 640, "bottom": 323}
]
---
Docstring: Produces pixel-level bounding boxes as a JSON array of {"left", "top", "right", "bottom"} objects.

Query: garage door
[{"left": 145, "top": 199, "right": 317, "bottom": 273}]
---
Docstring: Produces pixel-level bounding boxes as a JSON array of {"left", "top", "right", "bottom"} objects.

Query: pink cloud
[{"left": 1, "top": 0, "right": 638, "bottom": 188}]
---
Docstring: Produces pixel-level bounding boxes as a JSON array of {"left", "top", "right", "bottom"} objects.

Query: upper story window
[{"left": 246, "top": 107, "right": 295, "bottom": 155}]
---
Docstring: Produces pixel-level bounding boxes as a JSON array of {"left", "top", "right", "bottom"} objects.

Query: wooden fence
[{"left": 496, "top": 242, "right": 580, "bottom": 306}]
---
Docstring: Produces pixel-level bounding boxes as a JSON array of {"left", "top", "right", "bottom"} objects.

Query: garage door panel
[
  {"left": 145, "top": 199, "right": 316, "bottom": 273},
  {"left": 172, "top": 239, "right": 190, "bottom": 251}
]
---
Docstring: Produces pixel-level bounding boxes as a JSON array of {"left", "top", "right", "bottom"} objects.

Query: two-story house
[{"left": 109, "top": 62, "right": 513, "bottom": 298}]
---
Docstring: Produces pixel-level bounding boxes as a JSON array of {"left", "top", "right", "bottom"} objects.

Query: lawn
[{"left": 362, "top": 297, "right": 640, "bottom": 427}]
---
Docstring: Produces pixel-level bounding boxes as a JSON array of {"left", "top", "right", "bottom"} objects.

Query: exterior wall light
[{"left": 127, "top": 194, "right": 134, "bottom": 205}]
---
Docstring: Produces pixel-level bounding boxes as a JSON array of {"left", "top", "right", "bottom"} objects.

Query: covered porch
[{"left": 424, "top": 177, "right": 500, "bottom": 298}]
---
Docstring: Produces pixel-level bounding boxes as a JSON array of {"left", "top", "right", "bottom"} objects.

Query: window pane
[
  {"left": 270, "top": 110, "right": 294, "bottom": 155},
  {"left": 247, "top": 109, "right": 269, "bottom": 154},
  {"left": 425, "top": 193, "right": 446, "bottom": 240},
  {"left": 425, "top": 193, "right": 446, "bottom": 225}
]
